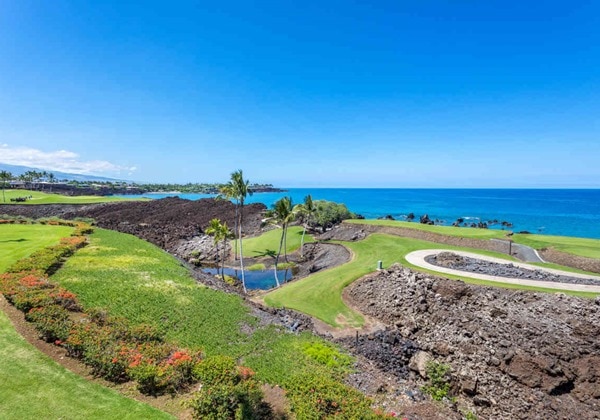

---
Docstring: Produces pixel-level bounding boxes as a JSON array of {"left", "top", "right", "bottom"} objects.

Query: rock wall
[{"left": 347, "top": 264, "right": 600, "bottom": 419}]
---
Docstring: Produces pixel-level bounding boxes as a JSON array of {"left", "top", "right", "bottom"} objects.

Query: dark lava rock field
[{"left": 347, "top": 264, "right": 600, "bottom": 419}]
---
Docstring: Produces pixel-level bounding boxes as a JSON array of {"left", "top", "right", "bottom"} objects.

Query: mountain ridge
[{"left": 0, "top": 163, "right": 131, "bottom": 183}]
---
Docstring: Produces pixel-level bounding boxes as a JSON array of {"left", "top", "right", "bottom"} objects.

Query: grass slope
[
  {"left": 52, "top": 228, "right": 348, "bottom": 385},
  {"left": 347, "top": 219, "right": 600, "bottom": 259},
  {"left": 264, "top": 234, "right": 598, "bottom": 328},
  {"left": 0, "top": 224, "right": 73, "bottom": 272},
  {"left": 241, "top": 226, "right": 314, "bottom": 258},
  {"left": 0, "top": 224, "right": 170, "bottom": 419},
  {"left": 512, "top": 233, "right": 600, "bottom": 259},
  {"left": 1, "top": 189, "right": 139, "bottom": 205}
]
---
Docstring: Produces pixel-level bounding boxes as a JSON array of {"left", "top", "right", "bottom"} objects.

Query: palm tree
[
  {"left": 270, "top": 196, "right": 295, "bottom": 287},
  {"left": 0, "top": 170, "right": 12, "bottom": 203},
  {"left": 228, "top": 170, "right": 252, "bottom": 293},
  {"left": 218, "top": 183, "right": 238, "bottom": 260},
  {"left": 293, "top": 194, "right": 316, "bottom": 258},
  {"left": 205, "top": 218, "right": 233, "bottom": 282},
  {"left": 47, "top": 173, "right": 56, "bottom": 192}
]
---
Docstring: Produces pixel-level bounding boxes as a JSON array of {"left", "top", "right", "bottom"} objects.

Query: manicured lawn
[
  {"left": 0, "top": 224, "right": 73, "bottom": 272},
  {"left": 264, "top": 234, "right": 598, "bottom": 328},
  {"left": 0, "top": 311, "right": 172, "bottom": 420},
  {"left": 51, "top": 228, "right": 349, "bottom": 386},
  {"left": 241, "top": 226, "right": 314, "bottom": 257},
  {"left": 1, "top": 189, "right": 140, "bottom": 205}
]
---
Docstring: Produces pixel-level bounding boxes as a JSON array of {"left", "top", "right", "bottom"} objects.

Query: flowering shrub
[
  {"left": 25, "top": 305, "right": 74, "bottom": 342},
  {"left": 13, "top": 288, "right": 55, "bottom": 312},
  {"left": 186, "top": 355, "right": 269, "bottom": 418}
]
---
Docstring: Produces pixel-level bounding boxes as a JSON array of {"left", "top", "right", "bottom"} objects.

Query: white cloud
[{"left": 0, "top": 144, "right": 137, "bottom": 175}]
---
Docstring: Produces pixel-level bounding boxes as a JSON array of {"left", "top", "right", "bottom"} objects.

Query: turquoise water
[
  {"left": 202, "top": 266, "right": 293, "bottom": 289},
  {"left": 118, "top": 189, "right": 600, "bottom": 239}
]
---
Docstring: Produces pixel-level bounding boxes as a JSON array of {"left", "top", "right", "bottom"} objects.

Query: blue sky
[{"left": 0, "top": 1, "right": 598, "bottom": 187}]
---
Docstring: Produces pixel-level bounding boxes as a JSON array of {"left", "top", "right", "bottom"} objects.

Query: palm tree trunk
[
  {"left": 274, "top": 229, "right": 285, "bottom": 288},
  {"left": 238, "top": 204, "right": 246, "bottom": 293},
  {"left": 221, "top": 238, "right": 226, "bottom": 282},
  {"left": 283, "top": 224, "right": 289, "bottom": 263},
  {"left": 300, "top": 224, "right": 307, "bottom": 258},
  {"left": 233, "top": 203, "right": 239, "bottom": 261}
]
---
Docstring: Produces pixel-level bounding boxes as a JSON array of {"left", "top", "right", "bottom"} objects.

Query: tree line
[{"left": 206, "top": 170, "right": 356, "bottom": 292}]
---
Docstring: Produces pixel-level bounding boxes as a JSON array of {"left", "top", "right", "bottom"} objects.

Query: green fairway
[
  {"left": 51, "top": 228, "right": 350, "bottom": 386},
  {"left": 264, "top": 233, "right": 598, "bottom": 328},
  {"left": 241, "top": 225, "right": 314, "bottom": 257},
  {"left": 0, "top": 224, "right": 74, "bottom": 272},
  {"left": 347, "top": 219, "right": 600, "bottom": 259},
  {"left": 1, "top": 189, "right": 140, "bottom": 205},
  {"left": 346, "top": 219, "right": 508, "bottom": 239},
  {"left": 0, "top": 310, "right": 172, "bottom": 420}
]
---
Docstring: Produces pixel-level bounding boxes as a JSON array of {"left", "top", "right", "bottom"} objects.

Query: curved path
[{"left": 405, "top": 249, "right": 600, "bottom": 293}]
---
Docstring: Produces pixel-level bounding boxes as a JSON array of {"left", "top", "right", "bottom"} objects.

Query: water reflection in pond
[{"left": 202, "top": 266, "right": 293, "bottom": 290}]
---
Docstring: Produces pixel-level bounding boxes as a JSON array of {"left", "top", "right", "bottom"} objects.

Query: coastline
[{"left": 112, "top": 188, "right": 600, "bottom": 239}]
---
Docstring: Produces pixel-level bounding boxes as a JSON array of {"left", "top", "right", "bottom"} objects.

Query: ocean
[{"left": 117, "top": 189, "right": 600, "bottom": 239}]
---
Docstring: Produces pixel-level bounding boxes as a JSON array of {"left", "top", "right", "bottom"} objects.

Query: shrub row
[{"left": 0, "top": 220, "right": 265, "bottom": 413}]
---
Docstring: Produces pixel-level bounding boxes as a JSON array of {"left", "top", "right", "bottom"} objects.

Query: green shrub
[
  {"left": 302, "top": 341, "right": 353, "bottom": 372},
  {"left": 193, "top": 355, "right": 238, "bottom": 386},
  {"left": 13, "top": 288, "right": 54, "bottom": 312},
  {"left": 25, "top": 304, "right": 73, "bottom": 343},
  {"left": 188, "top": 380, "right": 268, "bottom": 420},
  {"left": 422, "top": 361, "right": 452, "bottom": 401},
  {"left": 286, "top": 372, "right": 379, "bottom": 419},
  {"left": 246, "top": 263, "right": 266, "bottom": 271}
]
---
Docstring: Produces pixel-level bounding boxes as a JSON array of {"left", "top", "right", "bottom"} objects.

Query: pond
[{"left": 202, "top": 266, "right": 294, "bottom": 290}]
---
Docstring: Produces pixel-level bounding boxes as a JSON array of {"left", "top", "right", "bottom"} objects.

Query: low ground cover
[
  {"left": 264, "top": 234, "right": 598, "bottom": 328},
  {"left": 50, "top": 228, "right": 381, "bottom": 417},
  {"left": 1, "top": 189, "right": 140, "bottom": 205},
  {"left": 240, "top": 225, "right": 314, "bottom": 258}
]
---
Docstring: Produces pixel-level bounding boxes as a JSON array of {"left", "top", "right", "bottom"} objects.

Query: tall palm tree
[
  {"left": 205, "top": 218, "right": 233, "bottom": 282},
  {"left": 293, "top": 194, "right": 316, "bottom": 258},
  {"left": 0, "top": 170, "right": 12, "bottom": 203},
  {"left": 228, "top": 170, "right": 252, "bottom": 293},
  {"left": 218, "top": 183, "right": 238, "bottom": 260},
  {"left": 47, "top": 172, "right": 56, "bottom": 192},
  {"left": 271, "top": 196, "right": 295, "bottom": 287}
]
